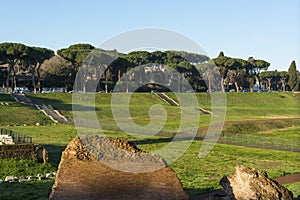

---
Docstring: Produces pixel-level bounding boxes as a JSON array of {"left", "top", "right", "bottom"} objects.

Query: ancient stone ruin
[
  {"left": 0, "top": 143, "right": 47, "bottom": 163},
  {"left": 49, "top": 136, "right": 188, "bottom": 200},
  {"left": 210, "top": 165, "right": 293, "bottom": 200}
]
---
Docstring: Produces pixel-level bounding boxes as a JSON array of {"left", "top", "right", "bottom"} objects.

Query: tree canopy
[
  {"left": 287, "top": 60, "right": 299, "bottom": 91},
  {"left": 0, "top": 43, "right": 30, "bottom": 90},
  {"left": 40, "top": 55, "right": 72, "bottom": 88},
  {"left": 171, "top": 51, "right": 210, "bottom": 63},
  {"left": 0, "top": 43, "right": 55, "bottom": 91},
  {"left": 98, "top": 50, "right": 208, "bottom": 92},
  {"left": 211, "top": 52, "right": 270, "bottom": 92},
  {"left": 0, "top": 42, "right": 297, "bottom": 93},
  {"left": 57, "top": 44, "right": 95, "bottom": 67}
]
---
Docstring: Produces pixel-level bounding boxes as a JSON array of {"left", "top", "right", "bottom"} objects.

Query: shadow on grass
[
  {"left": 134, "top": 137, "right": 173, "bottom": 145},
  {"left": 0, "top": 180, "right": 54, "bottom": 200},
  {"left": 133, "top": 134, "right": 201, "bottom": 146},
  {"left": 29, "top": 96, "right": 100, "bottom": 112},
  {"left": 44, "top": 144, "right": 66, "bottom": 168},
  {"left": 0, "top": 94, "right": 15, "bottom": 102}
]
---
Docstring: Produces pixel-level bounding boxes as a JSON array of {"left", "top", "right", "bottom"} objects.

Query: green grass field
[
  {"left": 0, "top": 180, "right": 54, "bottom": 200},
  {"left": 28, "top": 92, "right": 300, "bottom": 124},
  {"left": 137, "top": 139, "right": 300, "bottom": 195},
  {"left": 168, "top": 92, "right": 300, "bottom": 120},
  {"left": 218, "top": 119, "right": 300, "bottom": 151},
  {"left": 0, "top": 159, "right": 56, "bottom": 181},
  {"left": 0, "top": 92, "right": 299, "bottom": 199},
  {"left": 284, "top": 182, "right": 300, "bottom": 197},
  {"left": 1, "top": 125, "right": 299, "bottom": 197},
  {"left": 0, "top": 94, "right": 52, "bottom": 126}
]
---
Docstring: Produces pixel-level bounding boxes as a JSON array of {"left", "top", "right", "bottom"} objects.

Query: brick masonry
[{"left": 49, "top": 136, "right": 188, "bottom": 200}]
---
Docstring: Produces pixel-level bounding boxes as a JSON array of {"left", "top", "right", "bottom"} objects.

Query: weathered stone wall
[
  {"left": 50, "top": 136, "right": 188, "bottom": 200},
  {"left": 0, "top": 144, "right": 47, "bottom": 162}
]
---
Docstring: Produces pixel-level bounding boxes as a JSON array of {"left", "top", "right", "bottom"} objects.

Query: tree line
[
  {"left": 198, "top": 52, "right": 299, "bottom": 92},
  {"left": 0, "top": 42, "right": 299, "bottom": 93}
]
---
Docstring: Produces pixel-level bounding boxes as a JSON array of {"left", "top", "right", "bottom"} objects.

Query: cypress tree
[{"left": 287, "top": 60, "right": 299, "bottom": 91}]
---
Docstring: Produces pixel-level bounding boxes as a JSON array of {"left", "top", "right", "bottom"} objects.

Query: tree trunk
[
  {"left": 6, "top": 60, "right": 17, "bottom": 92},
  {"left": 126, "top": 75, "right": 129, "bottom": 93},
  {"left": 105, "top": 70, "right": 108, "bottom": 93},
  {"left": 220, "top": 77, "right": 225, "bottom": 92},
  {"left": 139, "top": 69, "right": 143, "bottom": 83},
  {"left": 234, "top": 81, "right": 239, "bottom": 92},
  {"left": 31, "top": 67, "right": 37, "bottom": 94},
  {"left": 37, "top": 79, "right": 41, "bottom": 92},
  {"left": 281, "top": 78, "right": 286, "bottom": 92},
  {"left": 255, "top": 75, "right": 260, "bottom": 89},
  {"left": 207, "top": 78, "right": 212, "bottom": 92},
  {"left": 12, "top": 67, "right": 17, "bottom": 91},
  {"left": 267, "top": 78, "right": 272, "bottom": 90},
  {"left": 37, "top": 63, "right": 42, "bottom": 93},
  {"left": 82, "top": 65, "right": 87, "bottom": 93},
  {"left": 6, "top": 65, "right": 12, "bottom": 92},
  {"left": 83, "top": 82, "right": 86, "bottom": 93}
]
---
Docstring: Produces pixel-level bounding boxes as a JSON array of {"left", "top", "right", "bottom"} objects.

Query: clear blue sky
[{"left": 1, "top": 0, "right": 299, "bottom": 71}]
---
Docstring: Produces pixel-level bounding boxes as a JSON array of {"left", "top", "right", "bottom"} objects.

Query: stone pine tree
[
  {"left": 0, "top": 43, "right": 29, "bottom": 92},
  {"left": 287, "top": 60, "right": 299, "bottom": 92},
  {"left": 212, "top": 51, "right": 235, "bottom": 92},
  {"left": 23, "top": 47, "right": 54, "bottom": 93},
  {"left": 57, "top": 44, "right": 95, "bottom": 91}
]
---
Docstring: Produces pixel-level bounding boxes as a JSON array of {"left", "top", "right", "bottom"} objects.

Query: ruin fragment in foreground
[{"left": 49, "top": 136, "right": 188, "bottom": 200}]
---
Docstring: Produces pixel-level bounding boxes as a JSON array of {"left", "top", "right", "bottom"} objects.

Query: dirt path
[
  {"left": 274, "top": 173, "right": 300, "bottom": 184},
  {"left": 189, "top": 173, "right": 300, "bottom": 200}
]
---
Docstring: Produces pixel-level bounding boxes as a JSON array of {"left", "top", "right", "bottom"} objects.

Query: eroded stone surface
[
  {"left": 49, "top": 136, "right": 188, "bottom": 200},
  {"left": 219, "top": 165, "right": 293, "bottom": 200}
]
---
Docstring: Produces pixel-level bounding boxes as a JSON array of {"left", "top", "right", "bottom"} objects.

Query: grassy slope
[
  {"left": 224, "top": 92, "right": 300, "bottom": 120},
  {"left": 0, "top": 94, "right": 52, "bottom": 126},
  {"left": 27, "top": 93, "right": 73, "bottom": 118},
  {"left": 27, "top": 92, "right": 300, "bottom": 131},
  {"left": 28, "top": 93, "right": 187, "bottom": 133},
  {"left": 28, "top": 92, "right": 300, "bottom": 119},
  {"left": 168, "top": 92, "right": 300, "bottom": 120},
  {"left": 220, "top": 125, "right": 300, "bottom": 151}
]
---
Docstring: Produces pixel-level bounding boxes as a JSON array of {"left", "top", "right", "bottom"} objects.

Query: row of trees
[
  {"left": 198, "top": 52, "right": 271, "bottom": 92},
  {"left": 0, "top": 43, "right": 118, "bottom": 92},
  {"left": 259, "top": 61, "right": 299, "bottom": 92},
  {"left": 0, "top": 42, "right": 299, "bottom": 93},
  {"left": 105, "top": 51, "right": 205, "bottom": 92},
  {"left": 197, "top": 52, "right": 299, "bottom": 92},
  {"left": 0, "top": 43, "right": 54, "bottom": 93}
]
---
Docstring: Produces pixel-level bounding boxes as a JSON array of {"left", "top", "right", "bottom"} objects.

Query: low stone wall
[{"left": 0, "top": 144, "right": 47, "bottom": 162}]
